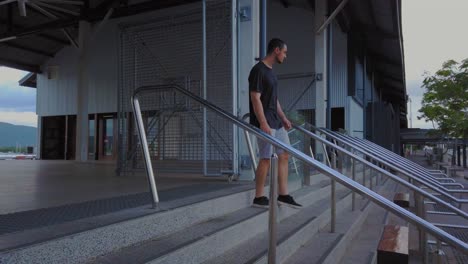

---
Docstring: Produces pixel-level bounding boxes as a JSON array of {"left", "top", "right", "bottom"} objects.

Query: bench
[
  {"left": 377, "top": 225, "right": 409, "bottom": 264},
  {"left": 393, "top": 193, "right": 410, "bottom": 208}
]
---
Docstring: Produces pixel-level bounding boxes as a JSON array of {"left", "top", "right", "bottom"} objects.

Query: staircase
[
  {"left": 1, "top": 137, "right": 466, "bottom": 263},
  {"left": 3, "top": 83, "right": 468, "bottom": 263}
]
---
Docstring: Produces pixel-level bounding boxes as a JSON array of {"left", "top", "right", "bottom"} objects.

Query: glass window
[
  {"left": 88, "top": 119, "right": 95, "bottom": 156},
  {"left": 103, "top": 118, "right": 113, "bottom": 156}
]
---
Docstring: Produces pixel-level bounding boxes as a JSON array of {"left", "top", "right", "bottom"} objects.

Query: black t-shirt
[{"left": 248, "top": 61, "right": 282, "bottom": 129}]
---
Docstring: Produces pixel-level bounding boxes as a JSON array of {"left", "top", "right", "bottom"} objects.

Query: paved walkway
[
  {"left": 0, "top": 160, "right": 239, "bottom": 214},
  {"left": 408, "top": 152, "right": 468, "bottom": 263}
]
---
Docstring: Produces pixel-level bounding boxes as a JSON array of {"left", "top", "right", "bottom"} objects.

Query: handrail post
[
  {"left": 241, "top": 115, "right": 258, "bottom": 177},
  {"left": 268, "top": 153, "right": 279, "bottom": 264},
  {"left": 436, "top": 239, "right": 442, "bottom": 264},
  {"left": 351, "top": 157, "right": 356, "bottom": 211},
  {"left": 244, "top": 130, "right": 257, "bottom": 176},
  {"left": 132, "top": 96, "right": 159, "bottom": 208},
  {"left": 415, "top": 192, "right": 428, "bottom": 262},
  {"left": 331, "top": 151, "right": 337, "bottom": 233},
  {"left": 129, "top": 86, "right": 468, "bottom": 254}
]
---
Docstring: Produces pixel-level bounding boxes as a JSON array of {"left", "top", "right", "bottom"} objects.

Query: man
[{"left": 249, "top": 38, "right": 302, "bottom": 209}]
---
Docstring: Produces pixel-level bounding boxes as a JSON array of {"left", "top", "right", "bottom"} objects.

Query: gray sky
[
  {"left": 402, "top": 0, "right": 468, "bottom": 129},
  {"left": 0, "top": 67, "right": 36, "bottom": 127},
  {"left": 0, "top": 1, "right": 467, "bottom": 128}
]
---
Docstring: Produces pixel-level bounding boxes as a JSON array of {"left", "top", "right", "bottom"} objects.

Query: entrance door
[{"left": 99, "top": 114, "right": 117, "bottom": 160}]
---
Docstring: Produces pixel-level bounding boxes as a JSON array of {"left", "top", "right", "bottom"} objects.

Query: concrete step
[
  {"left": 87, "top": 179, "right": 341, "bottom": 264},
  {"left": 335, "top": 178, "right": 415, "bottom": 264},
  {"left": 0, "top": 176, "right": 309, "bottom": 264},
  {"left": 201, "top": 189, "right": 353, "bottom": 264},
  {"left": 284, "top": 176, "right": 398, "bottom": 264}
]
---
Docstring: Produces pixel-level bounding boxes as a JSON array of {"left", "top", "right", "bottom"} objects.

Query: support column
[
  {"left": 36, "top": 116, "right": 42, "bottom": 159},
  {"left": 237, "top": 0, "right": 260, "bottom": 181},
  {"left": 463, "top": 143, "right": 467, "bottom": 168},
  {"left": 314, "top": 0, "right": 328, "bottom": 163},
  {"left": 259, "top": 0, "right": 266, "bottom": 58},
  {"left": 75, "top": 20, "right": 90, "bottom": 161}
]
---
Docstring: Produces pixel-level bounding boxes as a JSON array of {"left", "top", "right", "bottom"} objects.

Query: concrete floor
[{"left": 0, "top": 160, "right": 236, "bottom": 214}]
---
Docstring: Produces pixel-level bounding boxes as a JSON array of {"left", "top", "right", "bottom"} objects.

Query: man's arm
[
  {"left": 250, "top": 91, "right": 271, "bottom": 134},
  {"left": 277, "top": 100, "right": 292, "bottom": 130}
]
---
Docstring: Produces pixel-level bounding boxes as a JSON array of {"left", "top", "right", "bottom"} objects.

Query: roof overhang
[
  {"left": 18, "top": 72, "right": 37, "bottom": 88},
  {"left": 0, "top": 0, "right": 200, "bottom": 73}
]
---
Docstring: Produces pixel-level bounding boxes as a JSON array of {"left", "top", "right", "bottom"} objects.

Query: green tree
[{"left": 418, "top": 59, "right": 468, "bottom": 138}]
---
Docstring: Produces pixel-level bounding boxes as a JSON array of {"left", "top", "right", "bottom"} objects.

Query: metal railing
[
  {"left": 326, "top": 129, "right": 466, "bottom": 190},
  {"left": 132, "top": 84, "right": 468, "bottom": 257},
  {"left": 318, "top": 128, "right": 468, "bottom": 206},
  {"left": 291, "top": 124, "right": 468, "bottom": 220}
]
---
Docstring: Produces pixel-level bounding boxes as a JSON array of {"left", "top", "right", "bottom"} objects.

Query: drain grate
[{"left": 0, "top": 183, "right": 235, "bottom": 235}]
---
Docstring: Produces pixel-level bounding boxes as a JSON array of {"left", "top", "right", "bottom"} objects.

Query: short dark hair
[{"left": 267, "top": 38, "right": 286, "bottom": 54}]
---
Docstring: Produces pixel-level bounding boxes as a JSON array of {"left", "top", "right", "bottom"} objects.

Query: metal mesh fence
[{"left": 117, "top": 1, "right": 233, "bottom": 176}]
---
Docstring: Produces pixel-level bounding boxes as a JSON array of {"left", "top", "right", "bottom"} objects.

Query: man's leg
[
  {"left": 278, "top": 152, "right": 289, "bottom": 195},
  {"left": 255, "top": 158, "right": 270, "bottom": 197}
]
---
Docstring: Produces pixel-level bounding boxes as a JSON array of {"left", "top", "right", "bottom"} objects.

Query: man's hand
[
  {"left": 260, "top": 122, "right": 272, "bottom": 135},
  {"left": 282, "top": 118, "right": 292, "bottom": 130}
]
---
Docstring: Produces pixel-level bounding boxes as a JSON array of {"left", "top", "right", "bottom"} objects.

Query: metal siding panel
[
  {"left": 355, "top": 58, "right": 364, "bottom": 102},
  {"left": 330, "top": 22, "right": 347, "bottom": 108},
  {"left": 37, "top": 47, "right": 78, "bottom": 116},
  {"left": 348, "top": 97, "right": 363, "bottom": 138},
  {"left": 88, "top": 23, "right": 119, "bottom": 114},
  {"left": 268, "top": 1, "right": 316, "bottom": 111}
]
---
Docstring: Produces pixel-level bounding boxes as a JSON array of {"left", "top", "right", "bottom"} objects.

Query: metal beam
[
  {"left": 357, "top": 27, "right": 399, "bottom": 40},
  {"left": 18, "top": 0, "right": 26, "bottom": 17},
  {"left": 1, "top": 42, "right": 55, "bottom": 57},
  {"left": 62, "top": 28, "right": 78, "bottom": 48},
  {"left": 35, "top": 1, "right": 81, "bottom": 16},
  {"left": 370, "top": 52, "right": 401, "bottom": 68},
  {"left": 0, "top": 0, "right": 200, "bottom": 43},
  {"left": 0, "top": 58, "right": 41, "bottom": 73},
  {"left": 0, "top": 18, "right": 77, "bottom": 40},
  {"left": 0, "top": 17, "right": 69, "bottom": 45},
  {"left": 316, "top": 0, "right": 349, "bottom": 34},
  {"left": 38, "top": 33, "right": 69, "bottom": 45},
  {"left": 28, "top": 1, "right": 59, "bottom": 19},
  {"left": 36, "top": 0, "right": 84, "bottom": 5},
  {"left": 381, "top": 73, "right": 403, "bottom": 84}
]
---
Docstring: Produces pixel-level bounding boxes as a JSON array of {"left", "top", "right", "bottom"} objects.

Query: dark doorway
[{"left": 331, "top": 107, "right": 345, "bottom": 132}]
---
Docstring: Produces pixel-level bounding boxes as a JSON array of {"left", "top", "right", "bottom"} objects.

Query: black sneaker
[
  {"left": 253, "top": 196, "right": 269, "bottom": 208},
  {"left": 278, "top": 195, "right": 302, "bottom": 209}
]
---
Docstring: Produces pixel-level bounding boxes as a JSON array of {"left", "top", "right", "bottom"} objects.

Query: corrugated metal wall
[
  {"left": 354, "top": 57, "right": 364, "bottom": 105},
  {"left": 37, "top": 47, "right": 79, "bottom": 116},
  {"left": 347, "top": 97, "right": 364, "bottom": 138},
  {"left": 267, "top": 1, "right": 315, "bottom": 111},
  {"left": 330, "top": 21, "right": 347, "bottom": 108},
  {"left": 37, "top": 25, "right": 118, "bottom": 117}
]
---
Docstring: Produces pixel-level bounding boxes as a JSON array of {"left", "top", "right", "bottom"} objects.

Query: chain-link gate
[{"left": 116, "top": 1, "right": 233, "bottom": 176}]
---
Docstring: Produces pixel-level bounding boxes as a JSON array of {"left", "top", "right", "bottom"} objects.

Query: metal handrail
[
  {"left": 292, "top": 124, "right": 468, "bottom": 219},
  {"left": 339, "top": 131, "right": 461, "bottom": 187},
  {"left": 351, "top": 133, "right": 464, "bottom": 187},
  {"left": 327, "top": 129, "right": 466, "bottom": 191},
  {"left": 316, "top": 127, "right": 468, "bottom": 204},
  {"left": 131, "top": 84, "right": 468, "bottom": 254}
]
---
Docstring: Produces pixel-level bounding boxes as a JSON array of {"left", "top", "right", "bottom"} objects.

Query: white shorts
[{"left": 257, "top": 127, "right": 291, "bottom": 159}]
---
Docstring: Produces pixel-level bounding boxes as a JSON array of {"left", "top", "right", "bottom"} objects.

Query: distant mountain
[{"left": 0, "top": 122, "right": 37, "bottom": 147}]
